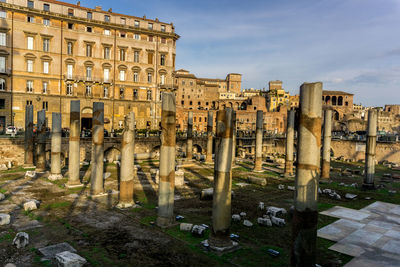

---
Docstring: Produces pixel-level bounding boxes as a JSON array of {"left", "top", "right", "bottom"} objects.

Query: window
[
  {"left": 85, "top": 85, "right": 92, "bottom": 96},
  {"left": 134, "top": 34, "right": 140, "bottom": 40},
  {"left": 86, "top": 67, "right": 92, "bottom": 80},
  {"left": 160, "top": 54, "right": 165, "bottom": 66},
  {"left": 43, "top": 38, "right": 49, "bottom": 52},
  {"left": 119, "top": 70, "right": 125, "bottom": 81},
  {"left": 27, "top": 16, "right": 34, "bottom": 23},
  {"left": 189, "top": 101, "right": 192, "bottom": 105},
  {"left": 0, "top": 32, "right": 5, "bottom": 46},
  {"left": 147, "top": 72, "right": 152, "bottom": 83},
  {"left": 104, "top": 29, "right": 111, "bottom": 36},
  {"left": 134, "top": 51, "right": 139, "bottom": 63},
  {"left": 147, "top": 90, "right": 152, "bottom": 100},
  {"left": 161, "top": 25, "right": 166, "bottom": 32},
  {"left": 181, "top": 101, "right": 184, "bottom": 105},
  {"left": 68, "top": 9, "right": 74, "bottom": 16},
  {"left": 43, "top": 18, "right": 50, "bottom": 26},
  {"left": 147, "top": 52, "right": 153, "bottom": 64},
  {"left": 27, "top": 1, "right": 34, "bottom": 8},
  {"left": 0, "top": 78, "right": 5, "bottom": 91},
  {"left": 43, "top": 62, "right": 49, "bottom": 74},
  {"left": 120, "top": 32, "right": 126, "bottom": 38},
  {"left": 121, "top": 18, "right": 126, "bottom": 25},
  {"left": 120, "top": 48, "right": 125, "bottom": 61},
  {"left": 133, "top": 72, "right": 138, "bottom": 82},
  {"left": 26, "top": 100, "right": 33, "bottom": 106},
  {"left": 133, "top": 89, "right": 138, "bottom": 99},
  {"left": 67, "top": 42, "right": 73, "bottom": 55},
  {"left": 119, "top": 87, "right": 124, "bottom": 99},
  {"left": 67, "top": 64, "right": 73, "bottom": 79},
  {"left": 104, "top": 47, "right": 110, "bottom": 59},
  {"left": 27, "top": 60, "right": 33, "bottom": 72},
  {"left": 86, "top": 27, "right": 92, "bottom": 33},
  {"left": 26, "top": 80, "right": 33, "bottom": 92},
  {"left": 161, "top": 37, "right": 166, "bottom": 44},
  {"left": 66, "top": 84, "right": 73, "bottom": 95},
  {"left": 148, "top": 35, "right": 153, "bottom": 42},
  {"left": 0, "top": 11, "right": 6, "bottom": 19},
  {"left": 42, "top": 81, "right": 48, "bottom": 94},
  {"left": 42, "top": 101, "right": 48, "bottom": 111},
  {"left": 148, "top": 23, "right": 153, "bottom": 30},
  {"left": 160, "top": 74, "right": 165, "bottom": 85},
  {"left": 86, "top": 44, "right": 92, "bottom": 57},
  {"left": 87, "top": 12, "right": 92, "bottom": 20},
  {"left": 104, "top": 15, "right": 110, "bottom": 22},
  {"left": 103, "top": 86, "right": 108, "bottom": 98},
  {"left": 43, "top": 4, "right": 50, "bottom": 11},
  {"left": 27, "top": 36, "right": 33, "bottom": 50},
  {"left": 67, "top": 23, "right": 73, "bottom": 29},
  {"left": 103, "top": 68, "right": 109, "bottom": 82},
  {"left": 134, "top": 20, "right": 139, "bottom": 27}
]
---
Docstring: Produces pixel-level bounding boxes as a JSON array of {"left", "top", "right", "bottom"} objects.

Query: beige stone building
[{"left": 0, "top": 0, "right": 179, "bottom": 132}]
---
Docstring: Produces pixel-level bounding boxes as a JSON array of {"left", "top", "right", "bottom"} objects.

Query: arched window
[
  {"left": 332, "top": 96, "right": 337, "bottom": 105},
  {"left": 338, "top": 96, "right": 343, "bottom": 106},
  {"left": 0, "top": 78, "right": 5, "bottom": 91}
]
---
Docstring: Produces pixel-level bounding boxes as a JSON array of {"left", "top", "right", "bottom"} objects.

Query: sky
[{"left": 82, "top": 0, "right": 400, "bottom": 106}]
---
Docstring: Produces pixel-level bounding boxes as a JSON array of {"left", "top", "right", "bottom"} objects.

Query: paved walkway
[{"left": 318, "top": 201, "right": 400, "bottom": 266}]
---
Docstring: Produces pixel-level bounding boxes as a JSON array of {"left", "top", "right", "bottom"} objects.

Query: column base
[
  {"left": 116, "top": 202, "right": 139, "bottom": 209},
  {"left": 206, "top": 238, "right": 239, "bottom": 253},
  {"left": 90, "top": 192, "right": 108, "bottom": 198},
  {"left": 253, "top": 169, "right": 264, "bottom": 173},
  {"left": 205, "top": 161, "right": 214, "bottom": 165},
  {"left": 48, "top": 174, "right": 63, "bottom": 181},
  {"left": 156, "top": 216, "right": 175, "bottom": 228},
  {"left": 23, "top": 164, "right": 36, "bottom": 169},
  {"left": 362, "top": 183, "right": 375, "bottom": 190},
  {"left": 65, "top": 183, "right": 84, "bottom": 189}
]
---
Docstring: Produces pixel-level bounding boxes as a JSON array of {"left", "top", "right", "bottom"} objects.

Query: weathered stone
[
  {"left": 180, "top": 223, "right": 193, "bottom": 232},
  {"left": 243, "top": 220, "right": 253, "bottom": 227},
  {"left": 232, "top": 214, "right": 241, "bottom": 222},
  {"left": 287, "top": 186, "right": 295, "bottom": 191},
  {"left": 12, "top": 232, "right": 29, "bottom": 248},
  {"left": 345, "top": 193, "right": 358, "bottom": 200},
  {"left": 103, "top": 172, "right": 111, "bottom": 179},
  {"left": 271, "top": 216, "right": 286, "bottom": 226},
  {"left": 248, "top": 176, "right": 267, "bottom": 186},
  {"left": 191, "top": 225, "right": 206, "bottom": 237},
  {"left": 322, "top": 189, "right": 332, "bottom": 194},
  {"left": 329, "top": 192, "right": 341, "bottom": 200},
  {"left": 0, "top": 164, "right": 8, "bottom": 170},
  {"left": 0, "top": 213, "right": 10, "bottom": 225},
  {"left": 278, "top": 184, "right": 285, "bottom": 190},
  {"left": 175, "top": 170, "right": 185, "bottom": 186},
  {"left": 39, "top": 242, "right": 77, "bottom": 258},
  {"left": 257, "top": 217, "right": 272, "bottom": 226},
  {"left": 239, "top": 212, "right": 247, "bottom": 217},
  {"left": 236, "top": 182, "right": 249, "bottom": 188},
  {"left": 200, "top": 188, "right": 213, "bottom": 200},
  {"left": 266, "top": 206, "right": 287, "bottom": 217},
  {"left": 55, "top": 251, "right": 86, "bottom": 267},
  {"left": 258, "top": 202, "right": 265, "bottom": 210},
  {"left": 0, "top": 193, "right": 5, "bottom": 201},
  {"left": 25, "top": 171, "right": 36, "bottom": 178},
  {"left": 4, "top": 263, "right": 17, "bottom": 267},
  {"left": 23, "top": 200, "right": 39, "bottom": 211}
]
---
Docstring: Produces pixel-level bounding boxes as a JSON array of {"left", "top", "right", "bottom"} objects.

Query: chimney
[{"left": 95, "top": 6, "right": 102, "bottom": 11}]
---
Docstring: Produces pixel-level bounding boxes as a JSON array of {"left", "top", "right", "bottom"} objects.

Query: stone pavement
[{"left": 318, "top": 201, "right": 400, "bottom": 266}]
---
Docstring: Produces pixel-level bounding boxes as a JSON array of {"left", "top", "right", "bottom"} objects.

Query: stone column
[
  {"left": 284, "top": 110, "right": 295, "bottom": 177},
  {"left": 321, "top": 109, "right": 332, "bottom": 180},
  {"left": 186, "top": 111, "right": 193, "bottom": 161},
  {"left": 117, "top": 112, "right": 136, "bottom": 208},
  {"left": 36, "top": 110, "right": 46, "bottom": 172},
  {"left": 67, "top": 100, "right": 82, "bottom": 187},
  {"left": 254, "top": 110, "right": 263, "bottom": 171},
  {"left": 363, "top": 109, "right": 377, "bottom": 189},
  {"left": 157, "top": 92, "right": 176, "bottom": 227},
  {"left": 209, "top": 108, "right": 235, "bottom": 249},
  {"left": 291, "top": 82, "right": 322, "bottom": 266},
  {"left": 24, "top": 105, "right": 34, "bottom": 166},
  {"left": 205, "top": 111, "right": 213, "bottom": 164},
  {"left": 232, "top": 111, "right": 237, "bottom": 166},
  {"left": 49, "top": 112, "right": 63, "bottom": 180},
  {"left": 90, "top": 102, "right": 104, "bottom": 196}
]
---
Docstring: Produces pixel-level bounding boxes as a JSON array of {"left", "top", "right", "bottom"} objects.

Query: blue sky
[{"left": 83, "top": 0, "right": 400, "bottom": 106}]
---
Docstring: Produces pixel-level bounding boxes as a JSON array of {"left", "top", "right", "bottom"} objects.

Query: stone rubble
[
  {"left": 179, "top": 223, "right": 193, "bottom": 232},
  {"left": 278, "top": 184, "right": 285, "bottom": 190},
  {"left": 0, "top": 213, "right": 11, "bottom": 225},
  {"left": 243, "top": 220, "right": 253, "bottom": 227},
  {"left": 23, "top": 200, "right": 39, "bottom": 211},
  {"left": 25, "top": 171, "right": 36, "bottom": 178},
  {"left": 257, "top": 217, "right": 272, "bottom": 226},
  {"left": 232, "top": 214, "right": 241, "bottom": 222},
  {"left": 287, "top": 186, "right": 295, "bottom": 191},
  {"left": 266, "top": 206, "right": 287, "bottom": 217},
  {"left": 0, "top": 164, "right": 8, "bottom": 171},
  {"left": 191, "top": 225, "right": 206, "bottom": 237},
  {"left": 270, "top": 216, "right": 286, "bottom": 226},
  {"left": 55, "top": 251, "right": 87, "bottom": 267},
  {"left": 12, "top": 232, "right": 29, "bottom": 249},
  {"left": 0, "top": 192, "right": 5, "bottom": 201}
]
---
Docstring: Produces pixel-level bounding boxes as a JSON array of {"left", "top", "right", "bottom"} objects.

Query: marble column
[
  {"left": 24, "top": 105, "right": 34, "bottom": 166},
  {"left": 90, "top": 102, "right": 104, "bottom": 195},
  {"left": 186, "top": 111, "right": 193, "bottom": 161},
  {"left": 254, "top": 110, "right": 263, "bottom": 171},
  {"left": 205, "top": 111, "right": 213, "bottom": 164},
  {"left": 67, "top": 100, "right": 82, "bottom": 187},
  {"left": 363, "top": 109, "right": 377, "bottom": 189},
  {"left": 36, "top": 110, "right": 46, "bottom": 172},
  {"left": 49, "top": 112, "right": 63, "bottom": 180},
  {"left": 321, "top": 109, "right": 332, "bottom": 179},
  {"left": 284, "top": 110, "right": 295, "bottom": 177}
]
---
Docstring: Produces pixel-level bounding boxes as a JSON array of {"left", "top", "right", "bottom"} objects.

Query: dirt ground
[{"left": 0, "top": 158, "right": 399, "bottom": 266}]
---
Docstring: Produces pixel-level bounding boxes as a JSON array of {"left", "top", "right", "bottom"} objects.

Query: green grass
[
  {"left": 0, "top": 188, "right": 6, "bottom": 194},
  {"left": 0, "top": 229, "right": 15, "bottom": 243},
  {"left": 43, "top": 201, "right": 72, "bottom": 210}
]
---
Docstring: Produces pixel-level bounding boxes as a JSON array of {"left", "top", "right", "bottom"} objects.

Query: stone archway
[
  {"left": 104, "top": 147, "right": 120, "bottom": 163},
  {"left": 81, "top": 107, "right": 93, "bottom": 131}
]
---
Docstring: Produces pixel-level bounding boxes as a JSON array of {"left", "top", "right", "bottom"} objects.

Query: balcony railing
[{"left": 63, "top": 75, "right": 112, "bottom": 84}]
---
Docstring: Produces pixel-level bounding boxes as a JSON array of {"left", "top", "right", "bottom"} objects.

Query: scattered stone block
[
  {"left": 55, "top": 251, "right": 86, "bottom": 267},
  {"left": 175, "top": 170, "right": 185, "bottom": 186},
  {"left": 0, "top": 164, "right": 8, "bottom": 171},
  {"left": 200, "top": 188, "right": 213, "bottom": 200},
  {"left": 266, "top": 207, "right": 287, "bottom": 217},
  {"left": 39, "top": 242, "right": 77, "bottom": 258},
  {"left": 232, "top": 214, "right": 241, "bottom": 222},
  {"left": 287, "top": 186, "right": 295, "bottom": 191},
  {"left": 243, "top": 220, "right": 253, "bottom": 227},
  {"left": 236, "top": 182, "right": 249, "bottom": 188},
  {"left": 318, "top": 188, "right": 322, "bottom": 194},
  {"left": 0, "top": 193, "right": 5, "bottom": 201},
  {"left": 12, "top": 232, "right": 29, "bottom": 249},
  {"left": 345, "top": 193, "right": 358, "bottom": 200},
  {"left": 329, "top": 192, "right": 341, "bottom": 200},
  {"left": 7, "top": 161, "right": 12, "bottom": 169},
  {"left": 258, "top": 202, "right": 265, "bottom": 210},
  {"left": 191, "top": 225, "right": 206, "bottom": 237},
  {"left": 350, "top": 183, "right": 358, "bottom": 188},
  {"left": 0, "top": 213, "right": 10, "bottom": 225},
  {"left": 239, "top": 212, "right": 246, "bottom": 217},
  {"left": 257, "top": 217, "right": 272, "bottom": 226},
  {"left": 23, "top": 200, "right": 39, "bottom": 211},
  {"left": 248, "top": 176, "right": 267, "bottom": 186},
  {"left": 323, "top": 189, "right": 332, "bottom": 194},
  {"left": 25, "top": 171, "right": 36, "bottom": 178},
  {"left": 278, "top": 184, "right": 285, "bottom": 190},
  {"left": 388, "top": 190, "right": 397, "bottom": 194},
  {"left": 271, "top": 216, "right": 286, "bottom": 226},
  {"left": 180, "top": 223, "right": 193, "bottom": 232}
]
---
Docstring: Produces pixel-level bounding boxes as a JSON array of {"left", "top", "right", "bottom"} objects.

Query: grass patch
[
  {"left": 43, "top": 201, "right": 72, "bottom": 210},
  {"left": 0, "top": 229, "right": 15, "bottom": 243},
  {"left": 140, "top": 215, "right": 157, "bottom": 225}
]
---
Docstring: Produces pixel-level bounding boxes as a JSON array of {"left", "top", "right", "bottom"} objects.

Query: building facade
[{"left": 0, "top": 0, "right": 179, "bottom": 132}]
